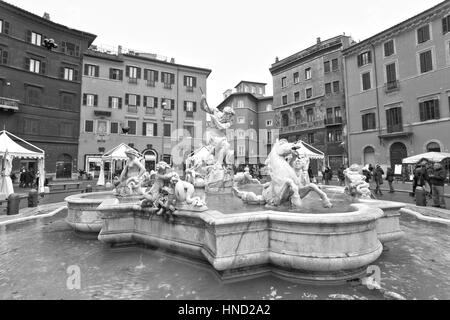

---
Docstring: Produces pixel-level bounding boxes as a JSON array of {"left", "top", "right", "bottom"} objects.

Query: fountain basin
[{"left": 97, "top": 198, "right": 384, "bottom": 284}]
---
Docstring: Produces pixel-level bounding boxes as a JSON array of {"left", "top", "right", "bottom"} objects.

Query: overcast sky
[{"left": 6, "top": 0, "right": 444, "bottom": 107}]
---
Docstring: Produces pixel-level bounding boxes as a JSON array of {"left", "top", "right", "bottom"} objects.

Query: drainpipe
[
  {"left": 343, "top": 55, "right": 351, "bottom": 166},
  {"left": 371, "top": 43, "right": 382, "bottom": 144}
]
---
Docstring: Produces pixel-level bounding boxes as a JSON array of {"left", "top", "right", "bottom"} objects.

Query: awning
[
  {"left": 292, "top": 140, "right": 325, "bottom": 159},
  {"left": 0, "top": 130, "right": 44, "bottom": 159},
  {"left": 102, "top": 143, "right": 143, "bottom": 160},
  {"left": 402, "top": 152, "right": 450, "bottom": 164}
]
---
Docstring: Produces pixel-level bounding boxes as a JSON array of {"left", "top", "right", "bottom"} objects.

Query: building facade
[
  {"left": 217, "top": 81, "right": 275, "bottom": 166},
  {"left": 0, "top": 1, "right": 96, "bottom": 179},
  {"left": 79, "top": 47, "right": 211, "bottom": 177},
  {"left": 270, "top": 35, "right": 352, "bottom": 174},
  {"left": 343, "top": 1, "right": 450, "bottom": 173}
]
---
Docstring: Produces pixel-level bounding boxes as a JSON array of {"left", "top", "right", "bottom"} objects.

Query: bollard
[
  {"left": 415, "top": 186, "right": 427, "bottom": 207},
  {"left": 28, "top": 189, "right": 39, "bottom": 208},
  {"left": 85, "top": 185, "right": 93, "bottom": 193},
  {"left": 7, "top": 193, "right": 21, "bottom": 216}
]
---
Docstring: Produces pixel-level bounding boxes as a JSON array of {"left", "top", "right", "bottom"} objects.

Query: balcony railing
[
  {"left": 127, "top": 105, "right": 138, "bottom": 113},
  {"left": 128, "top": 78, "right": 138, "bottom": 84},
  {"left": 186, "top": 111, "right": 194, "bottom": 118},
  {"left": 379, "top": 124, "right": 413, "bottom": 139},
  {"left": 324, "top": 117, "right": 343, "bottom": 126},
  {"left": 0, "top": 97, "right": 20, "bottom": 112},
  {"left": 387, "top": 123, "right": 403, "bottom": 133},
  {"left": 163, "top": 83, "right": 173, "bottom": 89},
  {"left": 280, "top": 120, "right": 325, "bottom": 134},
  {"left": 163, "top": 109, "right": 172, "bottom": 116},
  {"left": 384, "top": 80, "right": 400, "bottom": 93},
  {"left": 186, "top": 86, "right": 194, "bottom": 92},
  {"left": 147, "top": 80, "right": 155, "bottom": 87},
  {"left": 145, "top": 107, "right": 155, "bottom": 115}
]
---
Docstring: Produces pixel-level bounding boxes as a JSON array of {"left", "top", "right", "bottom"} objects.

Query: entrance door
[
  {"left": 56, "top": 154, "right": 73, "bottom": 179},
  {"left": 363, "top": 146, "right": 376, "bottom": 166},
  {"left": 390, "top": 142, "right": 407, "bottom": 169}
]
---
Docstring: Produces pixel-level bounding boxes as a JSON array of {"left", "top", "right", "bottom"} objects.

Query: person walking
[
  {"left": 337, "top": 165, "right": 345, "bottom": 186},
  {"left": 362, "top": 164, "right": 372, "bottom": 184},
  {"left": 428, "top": 162, "right": 446, "bottom": 208},
  {"left": 373, "top": 164, "right": 384, "bottom": 195},
  {"left": 323, "top": 166, "right": 332, "bottom": 185},
  {"left": 386, "top": 167, "right": 395, "bottom": 193}
]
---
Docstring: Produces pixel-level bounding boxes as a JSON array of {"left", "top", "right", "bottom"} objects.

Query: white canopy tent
[
  {"left": 100, "top": 143, "right": 144, "bottom": 185},
  {"left": 293, "top": 140, "right": 325, "bottom": 160},
  {"left": 402, "top": 152, "right": 450, "bottom": 164},
  {"left": 0, "top": 130, "right": 45, "bottom": 197}
]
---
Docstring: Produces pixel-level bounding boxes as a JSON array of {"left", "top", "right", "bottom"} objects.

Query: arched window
[
  {"left": 389, "top": 142, "right": 407, "bottom": 169},
  {"left": 282, "top": 113, "right": 289, "bottom": 127},
  {"left": 426, "top": 142, "right": 441, "bottom": 152},
  {"left": 56, "top": 153, "right": 73, "bottom": 179},
  {"left": 363, "top": 146, "right": 375, "bottom": 166}
]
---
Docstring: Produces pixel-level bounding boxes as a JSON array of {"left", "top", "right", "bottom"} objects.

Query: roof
[
  {"left": 342, "top": 0, "right": 450, "bottom": 56},
  {"left": 402, "top": 152, "right": 450, "bottom": 164},
  {"left": 234, "top": 81, "right": 267, "bottom": 88},
  {"left": 102, "top": 143, "right": 143, "bottom": 160},
  {"left": 216, "top": 92, "right": 273, "bottom": 110},
  {"left": 0, "top": 130, "right": 44, "bottom": 159}
]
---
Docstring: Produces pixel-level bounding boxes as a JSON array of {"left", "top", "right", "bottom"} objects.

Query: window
[
  {"left": 307, "top": 133, "right": 314, "bottom": 144},
  {"left": 357, "top": 51, "right": 372, "bottom": 67},
  {"left": 417, "top": 25, "right": 430, "bottom": 44},
  {"left": 281, "top": 77, "right": 287, "bottom": 88},
  {"left": 26, "top": 87, "right": 42, "bottom": 106},
  {"left": 293, "top": 72, "right": 299, "bottom": 84},
  {"left": 27, "top": 58, "right": 41, "bottom": 73},
  {"left": 306, "top": 109, "right": 314, "bottom": 122},
  {"left": 0, "top": 19, "right": 9, "bottom": 34},
  {"left": 419, "top": 50, "right": 433, "bottom": 73},
  {"left": 126, "top": 94, "right": 140, "bottom": 106},
  {"left": 386, "top": 107, "right": 403, "bottom": 133},
  {"left": 282, "top": 95, "right": 288, "bottom": 105},
  {"left": 238, "top": 145, "right": 245, "bottom": 157},
  {"left": 0, "top": 48, "right": 8, "bottom": 65},
  {"left": 63, "top": 68, "right": 74, "bottom": 81},
  {"left": 83, "top": 94, "right": 98, "bottom": 107},
  {"left": 162, "top": 72, "right": 175, "bottom": 88},
  {"left": 144, "top": 96, "right": 157, "bottom": 109},
  {"left": 184, "top": 101, "right": 196, "bottom": 112},
  {"left": 294, "top": 91, "right": 300, "bottom": 102},
  {"left": 163, "top": 123, "right": 171, "bottom": 137},
  {"left": 61, "top": 93, "right": 75, "bottom": 110},
  {"left": 362, "top": 113, "right": 376, "bottom": 130},
  {"left": 333, "top": 81, "right": 340, "bottom": 93},
  {"left": 335, "top": 130, "right": 342, "bottom": 142},
  {"left": 385, "top": 62, "right": 397, "bottom": 89},
  {"left": 384, "top": 40, "right": 395, "bottom": 57},
  {"left": 419, "top": 99, "right": 440, "bottom": 121},
  {"left": 305, "top": 68, "right": 312, "bottom": 80},
  {"left": 184, "top": 76, "right": 196, "bottom": 90},
  {"left": 427, "top": 142, "right": 441, "bottom": 152},
  {"left": 237, "top": 100, "right": 244, "bottom": 108},
  {"left": 306, "top": 88, "right": 312, "bottom": 99},
  {"left": 143, "top": 122, "right": 157, "bottom": 137},
  {"left": 325, "top": 83, "right": 332, "bottom": 95},
  {"left": 30, "top": 32, "right": 42, "bottom": 46},
  {"left": 443, "top": 15, "right": 450, "bottom": 34},
  {"left": 266, "top": 104, "right": 273, "bottom": 111},
  {"left": 334, "top": 107, "right": 342, "bottom": 119},
  {"left": 23, "top": 118, "right": 39, "bottom": 135},
  {"left": 110, "top": 122, "right": 119, "bottom": 134},
  {"left": 237, "top": 117, "right": 245, "bottom": 124},
  {"left": 144, "top": 69, "right": 158, "bottom": 85},
  {"left": 282, "top": 114, "right": 289, "bottom": 127},
  {"left": 109, "top": 68, "right": 123, "bottom": 80},
  {"left": 294, "top": 111, "right": 301, "bottom": 125},
  {"left": 327, "top": 132, "right": 334, "bottom": 142},
  {"left": 128, "top": 121, "right": 137, "bottom": 135},
  {"left": 362, "top": 72, "right": 371, "bottom": 91},
  {"left": 324, "top": 61, "right": 330, "bottom": 73},
  {"left": 61, "top": 41, "right": 80, "bottom": 56},
  {"left": 331, "top": 58, "right": 339, "bottom": 71},
  {"left": 96, "top": 120, "right": 107, "bottom": 136},
  {"left": 85, "top": 120, "right": 94, "bottom": 133},
  {"left": 258, "top": 87, "right": 263, "bottom": 94},
  {"left": 109, "top": 96, "right": 122, "bottom": 109},
  {"left": 126, "top": 66, "right": 140, "bottom": 80},
  {"left": 84, "top": 64, "right": 99, "bottom": 77},
  {"left": 326, "top": 108, "right": 333, "bottom": 121},
  {"left": 266, "top": 120, "right": 273, "bottom": 127}
]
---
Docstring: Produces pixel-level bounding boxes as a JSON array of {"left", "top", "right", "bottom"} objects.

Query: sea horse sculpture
[{"left": 344, "top": 164, "right": 372, "bottom": 199}]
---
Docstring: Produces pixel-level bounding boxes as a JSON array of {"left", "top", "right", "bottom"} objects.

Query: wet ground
[{"left": 0, "top": 209, "right": 449, "bottom": 300}]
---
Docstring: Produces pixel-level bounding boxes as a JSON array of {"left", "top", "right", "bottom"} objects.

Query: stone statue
[
  {"left": 344, "top": 164, "right": 372, "bottom": 199},
  {"left": 233, "top": 139, "right": 333, "bottom": 209},
  {"left": 171, "top": 173, "right": 207, "bottom": 210},
  {"left": 233, "top": 166, "right": 261, "bottom": 186},
  {"left": 141, "top": 161, "right": 175, "bottom": 205},
  {"left": 114, "top": 149, "right": 148, "bottom": 196}
]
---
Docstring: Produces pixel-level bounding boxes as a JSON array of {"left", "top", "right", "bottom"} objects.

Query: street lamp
[{"left": 161, "top": 101, "right": 170, "bottom": 162}]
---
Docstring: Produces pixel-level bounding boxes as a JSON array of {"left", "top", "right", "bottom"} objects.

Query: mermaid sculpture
[{"left": 114, "top": 149, "right": 148, "bottom": 197}]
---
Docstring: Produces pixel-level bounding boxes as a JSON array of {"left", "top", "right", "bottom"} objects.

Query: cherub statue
[
  {"left": 344, "top": 164, "right": 372, "bottom": 198},
  {"left": 171, "top": 173, "right": 207, "bottom": 208}
]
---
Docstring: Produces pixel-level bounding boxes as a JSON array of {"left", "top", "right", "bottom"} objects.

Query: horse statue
[{"left": 233, "top": 139, "right": 332, "bottom": 209}]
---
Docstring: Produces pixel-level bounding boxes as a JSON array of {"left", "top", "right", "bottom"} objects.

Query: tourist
[
  {"left": 412, "top": 163, "right": 427, "bottom": 196},
  {"left": 337, "top": 165, "right": 345, "bottom": 186},
  {"left": 386, "top": 167, "right": 395, "bottom": 193},
  {"left": 373, "top": 164, "right": 384, "bottom": 195},
  {"left": 428, "top": 163, "right": 446, "bottom": 208},
  {"left": 362, "top": 165, "right": 372, "bottom": 183},
  {"left": 19, "top": 167, "right": 26, "bottom": 188},
  {"left": 308, "top": 165, "right": 314, "bottom": 182},
  {"left": 323, "top": 167, "right": 332, "bottom": 185}
]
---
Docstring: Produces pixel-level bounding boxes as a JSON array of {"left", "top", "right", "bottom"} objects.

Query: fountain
[{"left": 65, "top": 94, "right": 405, "bottom": 284}]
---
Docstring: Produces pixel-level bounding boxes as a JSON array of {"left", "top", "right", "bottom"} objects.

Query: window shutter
[
  {"left": 73, "top": 69, "right": 78, "bottom": 81},
  {"left": 144, "top": 69, "right": 148, "bottom": 80},
  {"left": 170, "top": 73, "right": 175, "bottom": 84},
  {"left": 83, "top": 94, "right": 87, "bottom": 106},
  {"left": 357, "top": 55, "right": 362, "bottom": 67},
  {"left": 84, "top": 64, "right": 89, "bottom": 75},
  {"left": 125, "top": 94, "right": 129, "bottom": 105},
  {"left": 59, "top": 67, "right": 65, "bottom": 79},
  {"left": 193, "top": 102, "right": 197, "bottom": 112},
  {"left": 183, "top": 76, "right": 187, "bottom": 86},
  {"left": 434, "top": 99, "right": 440, "bottom": 119},
  {"left": 153, "top": 123, "right": 158, "bottom": 136},
  {"left": 94, "top": 95, "right": 98, "bottom": 106},
  {"left": 184, "top": 101, "right": 187, "bottom": 111},
  {"left": 61, "top": 41, "right": 66, "bottom": 54},
  {"left": 108, "top": 97, "right": 112, "bottom": 108},
  {"left": 143, "top": 96, "right": 147, "bottom": 107},
  {"left": 137, "top": 68, "right": 141, "bottom": 79},
  {"left": 119, "top": 70, "right": 123, "bottom": 81},
  {"left": 368, "top": 51, "right": 372, "bottom": 63},
  {"left": 95, "top": 66, "right": 99, "bottom": 77},
  {"left": 109, "top": 68, "right": 113, "bottom": 79},
  {"left": 119, "top": 98, "right": 123, "bottom": 109},
  {"left": 2, "top": 50, "right": 8, "bottom": 64},
  {"left": 142, "top": 122, "right": 146, "bottom": 136},
  {"left": 4, "top": 21, "right": 10, "bottom": 34},
  {"left": 25, "top": 58, "right": 30, "bottom": 70},
  {"left": 126, "top": 66, "right": 130, "bottom": 77},
  {"left": 136, "top": 95, "right": 141, "bottom": 106},
  {"left": 40, "top": 61, "right": 46, "bottom": 74},
  {"left": 26, "top": 30, "right": 32, "bottom": 43},
  {"left": 75, "top": 46, "right": 80, "bottom": 57},
  {"left": 153, "top": 97, "right": 158, "bottom": 108},
  {"left": 443, "top": 17, "right": 449, "bottom": 34},
  {"left": 155, "top": 71, "right": 159, "bottom": 82},
  {"left": 171, "top": 99, "right": 175, "bottom": 110},
  {"left": 193, "top": 77, "right": 197, "bottom": 87}
]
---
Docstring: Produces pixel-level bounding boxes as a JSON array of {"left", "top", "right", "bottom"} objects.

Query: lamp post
[{"left": 161, "top": 101, "right": 169, "bottom": 162}]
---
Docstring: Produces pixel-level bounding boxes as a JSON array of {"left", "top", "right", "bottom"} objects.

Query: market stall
[{"left": 100, "top": 143, "right": 144, "bottom": 185}]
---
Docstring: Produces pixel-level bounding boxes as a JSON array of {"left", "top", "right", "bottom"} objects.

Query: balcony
[
  {"left": 127, "top": 105, "right": 138, "bottom": 113},
  {"left": 147, "top": 80, "right": 155, "bottom": 87},
  {"left": 186, "top": 86, "right": 194, "bottom": 92},
  {"left": 280, "top": 120, "right": 324, "bottom": 134},
  {"left": 163, "top": 109, "right": 172, "bottom": 117},
  {"left": 128, "top": 78, "right": 138, "bottom": 84},
  {"left": 324, "top": 117, "right": 343, "bottom": 126},
  {"left": 0, "top": 97, "right": 19, "bottom": 112},
  {"left": 378, "top": 124, "right": 413, "bottom": 139},
  {"left": 145, "top": 107, "right": 156, "bottom": 115},
  {"left": 186, "top": 111, "right": 194, "bottom": 118},
  {"left": 384, "top": 80, "right": 400, "bottom": 93},
  {"left": 163, "top": 83, "right": 173, "bottom": 89},
  {"left": 94, "top": 110, "right": 112, "bottom": 117}
]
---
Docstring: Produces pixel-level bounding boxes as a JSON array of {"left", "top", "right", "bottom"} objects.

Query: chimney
[
  {"left": 275, "top": 56, "right": 279, "bottom": 63},
  {"left": 317, "top": 37, "right": 321, "bottom": 44},
  {"left": 170, "top": 58, "right": 175, "bottom": 63},
  {"left": 43, "top": 12, "right": 50, "bottom": 20},
  {"left": 118, "top": 45, "right": 122, "bottom": 54}
]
